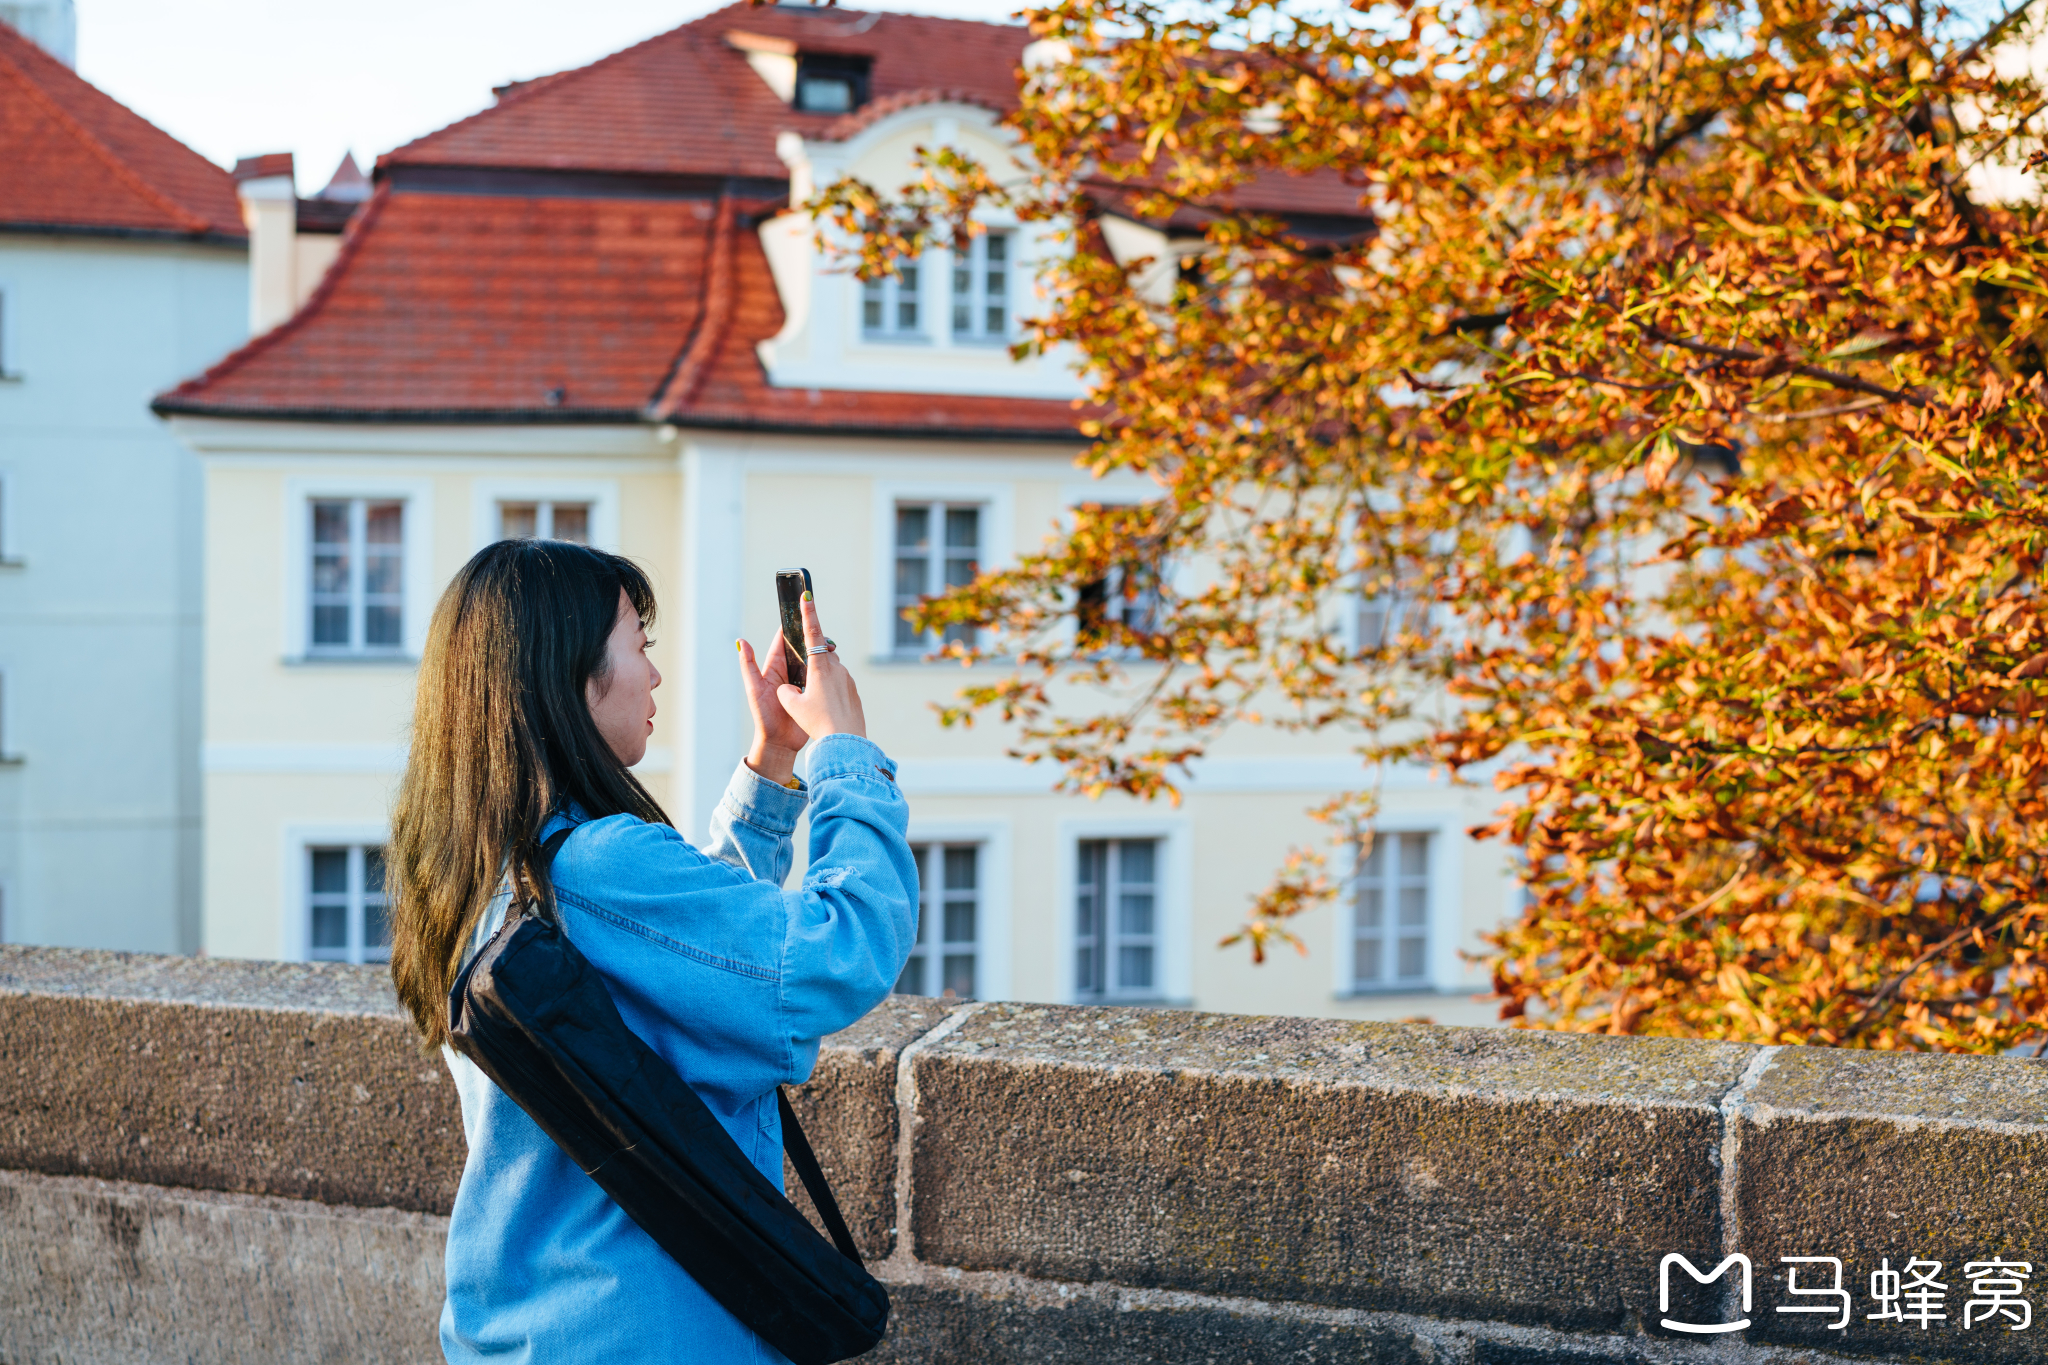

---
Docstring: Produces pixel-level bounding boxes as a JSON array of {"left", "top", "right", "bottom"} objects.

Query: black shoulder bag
[{"left": 446, "top": 826, "right": 889, "bottom": 1365}]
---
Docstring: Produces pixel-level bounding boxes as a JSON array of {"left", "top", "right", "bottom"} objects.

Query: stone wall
[{"left": 2, "top": 944, "right": 2044, "bottom": 1364}]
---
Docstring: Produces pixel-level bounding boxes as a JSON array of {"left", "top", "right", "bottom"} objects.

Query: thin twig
[
  {"left": 1640, "top": 326, "right": 1933, "bottom": 407},
  {"left": 1750, "top": 397, "right": 1891, "bottom": 421}
]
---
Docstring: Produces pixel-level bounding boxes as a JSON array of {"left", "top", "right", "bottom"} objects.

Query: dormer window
[{"left": 795, "top": 53, "right": 870, "bottom": 113}]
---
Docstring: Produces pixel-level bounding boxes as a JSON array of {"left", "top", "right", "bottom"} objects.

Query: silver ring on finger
[{"left": 806, "top": 637, "right": 837, "bottom": 656}]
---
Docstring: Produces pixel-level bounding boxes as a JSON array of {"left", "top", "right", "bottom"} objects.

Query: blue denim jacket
[{"left": 439, "top": 733, "right": 916, "bottom": 1364}]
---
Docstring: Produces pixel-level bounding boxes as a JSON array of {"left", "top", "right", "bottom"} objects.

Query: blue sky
[{"left": 76, "top": 0, "right": 1029, "bottom": 192}]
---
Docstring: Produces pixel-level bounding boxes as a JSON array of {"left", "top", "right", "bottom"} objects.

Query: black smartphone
[{"left": 775, "top": 568, "right": 814, "bottom": 688}]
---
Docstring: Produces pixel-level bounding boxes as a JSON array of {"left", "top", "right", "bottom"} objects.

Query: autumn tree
[{"left": 813, "top": 0, "right": 2048, "bottom": 1051}]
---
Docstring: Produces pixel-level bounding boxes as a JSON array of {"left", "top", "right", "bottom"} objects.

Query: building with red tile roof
[
  {"left": 0, "top": 11, "right": 249, "bottom": 958},
  {"left": 159, "top": 8, "right": 1503, "bottom": 1035},
  {"left": 154, "top": 1, "right": 1367, "bottom": 436},
  {"left": 0, "top": 18, "right": 244, "bottom": 241}
]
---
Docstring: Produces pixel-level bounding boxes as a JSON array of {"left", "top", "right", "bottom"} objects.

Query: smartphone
[{"left": 775, "top": 568, "right": 814, "bottom": 688}]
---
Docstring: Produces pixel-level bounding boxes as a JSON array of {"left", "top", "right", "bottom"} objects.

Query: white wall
[{"left": 0, "top": 234, "right": 247, "bottom": 951}]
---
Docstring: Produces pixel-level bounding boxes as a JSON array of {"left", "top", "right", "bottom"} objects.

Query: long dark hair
[{"left": 389, "top": 538, "right": 669, "bottom": 1046}]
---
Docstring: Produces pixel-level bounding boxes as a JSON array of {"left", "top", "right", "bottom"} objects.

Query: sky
[{"left": 75, "top": 0, "right": 1030, "bottom": 194}]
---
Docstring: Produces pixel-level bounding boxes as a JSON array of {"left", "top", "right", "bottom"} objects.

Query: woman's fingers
[{"left": 800, "top": 592, "right": 827, "bottom": 653}]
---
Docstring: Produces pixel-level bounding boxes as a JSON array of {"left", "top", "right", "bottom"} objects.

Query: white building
[
  {"left": 158, "top": 3, "right": 1515, "bottom": 1022},
  {"left": 0, "top": 11, "right": 246, "bottom": 949}
]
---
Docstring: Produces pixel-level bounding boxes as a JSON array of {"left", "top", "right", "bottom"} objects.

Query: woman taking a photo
[{"left": 387, "top": 538, "right": 916, "bottom": 1363}]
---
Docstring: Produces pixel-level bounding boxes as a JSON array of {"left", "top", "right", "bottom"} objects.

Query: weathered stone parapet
[
  {"left": 0, "top": 945, "right": 463, "bottom": 1212},
  {"left": 5, "top": 944, "right": 2048, "bottom": 1365},
  {"left": 906, "top": 1004, "right": 1749, "bottom": 1332}
]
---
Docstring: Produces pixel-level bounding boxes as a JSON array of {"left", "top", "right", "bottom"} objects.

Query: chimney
[{"left": 233, "top": 154, "right": 298, "bottom": 335}]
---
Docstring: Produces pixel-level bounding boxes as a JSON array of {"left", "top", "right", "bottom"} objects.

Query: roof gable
[
  {"left": 0, "top": 20, "right": 243, "bottom": 239},
  {"left": 383, "top": 2, "right": 1032, "bottom": 179}
]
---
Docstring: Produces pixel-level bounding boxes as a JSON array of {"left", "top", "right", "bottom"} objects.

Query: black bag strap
[
  {"left": 777, "top": 1087, "right": 862, "bottom": 1263},
  {"left": 535, "top": 821, "right": 866, "bottom": 1267}
]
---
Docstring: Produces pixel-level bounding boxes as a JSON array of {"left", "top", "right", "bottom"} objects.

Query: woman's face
[{"left": 587, "top": 587, "right": 660, "bottom": 767}]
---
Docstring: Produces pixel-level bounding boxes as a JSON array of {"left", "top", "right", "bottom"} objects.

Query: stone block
[
  {"left": 784, "top": 994, "right": 967, "bottom": 1259},
  {"left": 1735, "top": 1045, "right": 2048, "bottom": 1363},
  {"left": 0, "top": 1169, "right": 445, "bottom": 1365},
  {"left": 869, "top": 1276, "right": 1431, "bottom": 1365},
  {"left": 909, "top": 1004, "right": 1755, "bottom": 1332},
  {"left": 0, "top": 945, "right": 463, "bottom": 1212}
]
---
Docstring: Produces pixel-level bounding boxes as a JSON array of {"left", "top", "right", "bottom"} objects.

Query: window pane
[
  {"left": 499, "top": 502, "right": 538, "bottom": 540},
  {"left": 364, "top": 605, "right": 402, "bottom": 647},
  {"left": 1358, "top": 886, "right": 1383, "bottom": 929},
  {"left": 1397, "top": 936, "right": 1426, "bottom": 979},
  {"left": 799, "top": 75, "right": 853, "bottom": 112},
  {"left": 953, "top": 302, "right": 971, "bottom": 334},
  {"left": 550, "top": 504, "right": 590, "bottom": 544},
  {"left": 1118, "top": 890, "right": 1153, "bottom": 938},
  {"left": 1361, "top": 838, "right": 1385, "bottom": 876},
  {"left": 863, "top": 293, "right": 883, "bottom": 330},
  {"left": 943, "top": 897, "right": 975, "bottom": 945},
  {"left": 894, "top": 556, "right": 928, "bottom": 599},
  {"left": 1118, "top": 839, "right": 1155, "bottom": 886},
  {"left": 310, "top": 904, "right": 348, "bottom": 954},
  {"left": 896, "top": 506, "right": 930, "bottom": 550},
  {"left": 365, "top": 501, "right": 403, "bottom": 544},
  {"left": 986, "top": 234, "right": 1006, "bottom": 263},
  {"left": 1118, "top": 944, "right": 1154, "bottom": 990},
  {"left": 897, "top": 265, "right": 918, "bottom": 330},
  {"left": 941, "top": 953, "right": 974, "bottom": 999},
  {"left": 312, "top": 501, "right": 348, "bottom": 545},
  {"left": 943, "top": 553, "right": 977, "bottom": 591},
  {"left": 943, "top": 846, "right": 976, "bottom": 891},
  {"left": 895, "top": 957, "right": 925, "bottom": 995},
  {"left": 1398, "top": 886, "right": 1428, "bottom": 927},
  {"left": 986, "top": 304, "right": 1005, "bottom": 333},
  {"left": 365, "top": 550, "right": 402, "bottom": 596},
  {"left": 311, "top": 550, "right": 348, "bottom": 594},
  {"left": 1355, "top": 936, "right": 1383, "bottom": 983},
  {"left": 1399, "top": 832, "right": 1429, "bottom": 878},
  {"left": 312, "top": 604, "right": 350, "bottom": 646},
  {"left": 944, "top": 507, "right": 978, "bottom": 549},
  {"left": 311, "top": 849, "right": 348, "bottom": 894},
  {"left": 364, "top": 901, "right": 392, "bottom": 955},
  {"left": 363, "top": 848, "right": 386, "bottom": 896}
]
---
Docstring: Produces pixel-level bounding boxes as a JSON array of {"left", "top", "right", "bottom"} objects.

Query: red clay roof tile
[
  {"left": 382, "top": 2, "right": 1031, "bottom": 180},
  {"left": 155, "top": 186, "right": 1079, "bottom": 437},
  {"left": 0, "top": 21, "right": 243, "bottom": 239}
]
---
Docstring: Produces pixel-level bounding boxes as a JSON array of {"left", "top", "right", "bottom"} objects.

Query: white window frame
[
  {"left": 1057, "top": 816, "right": 1191, "bottom": 1005},
  {"left": 1061, "top": 481, "right": 1170, "bottom": 655},
  {"left": 469, "top": 477, "right": 621, "bottom": 552},
  {"left": 1331, "top": 815, "right": 1462, "bottom": 997},
  {"left": 949, "top": 230, "right": 1012, "bottom": 344},
  {"left": 282, "top": 477, "right": 434, "bottom": 662},
  {"left": 281, "top": 823, "right": 389, "bottom": 962},
  {"left": 304, "top": 843, "right": 392, "bottom": 966},
  {"left": 858, "top": 256, "right": 931, "bottom": 343},
  {"left": 869, "top": 479, "right": 1013, "bottom": 662},
  {"left": 901, "top": 818, "right": 1012, "bottom": 1000}
]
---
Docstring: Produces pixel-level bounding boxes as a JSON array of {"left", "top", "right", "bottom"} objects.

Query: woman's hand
[
  {"left": 777, "top": 593, "right": 866, "bottom": 744},
  {"left": 736, "top": 629, "right": 810, "bottom": 786}
]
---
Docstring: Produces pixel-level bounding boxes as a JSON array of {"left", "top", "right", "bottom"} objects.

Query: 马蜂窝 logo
[{"left": 1656, "top": 1254, "right": 2033, "bottom": 1334}]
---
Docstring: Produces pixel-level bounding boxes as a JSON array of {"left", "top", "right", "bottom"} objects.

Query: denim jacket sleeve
[
  {"left": 778, "top": 733, "right": 918, "bottom": 1051},
  {"left": 701, "top": 759, "right": 806, "bottom": 886}
]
